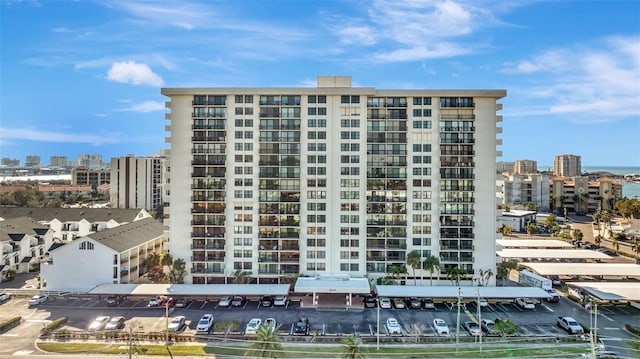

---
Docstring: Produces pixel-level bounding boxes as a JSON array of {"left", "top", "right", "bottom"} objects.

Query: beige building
[
  {"left": 513, "top": 159, "right": 538, "bottom": 174},
  {"left": 550, "top": 176, "right": 622, "bottom": 214},
  {"left": 162, "top": 76, "right": 505, "bottom": 285},
  {"left": 110, "top": 155, "right": 167, "bottom": 212},
  {"left": 553, "top": 154, "right": 581, "bottom": 177},
  {"left": 72, "top": 166, "right": 110, "bottom": 187}
]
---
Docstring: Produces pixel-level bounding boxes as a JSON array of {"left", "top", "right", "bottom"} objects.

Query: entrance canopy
[
  {"left": 496, "top": 239, "right": 574, "bottom": 248},
  {"left": 567, "top": 282, "right": 640, "bottom": 301},
  {"left": 375, "top": 285, "right": 551, "bottom": 299},
  {"left": 294, "top": 275, "right": 371, "bottom": 294},
  {"left": 496, "top": 249, "right": 611, "bottom": 259},
  {"left": 88, "top": 283, "right": 290, "bottom": 296},
  {"left": 521, "top": 262, "right": 640, "bottom": 277}
]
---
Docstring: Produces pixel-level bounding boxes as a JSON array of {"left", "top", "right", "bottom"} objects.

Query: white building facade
[
  {"left": 163, "top": 76, "right": 505, "bottom": 285},
  {"left": 498, "top": 173, "right": 551, "bottom": 211},
  {"left": 110, "top": 155, "right": 167, "bottom": 212}
]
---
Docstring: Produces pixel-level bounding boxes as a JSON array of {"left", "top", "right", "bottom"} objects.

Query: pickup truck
[{"left": 557, "top": 316, "right": 584, "bottom": 334}]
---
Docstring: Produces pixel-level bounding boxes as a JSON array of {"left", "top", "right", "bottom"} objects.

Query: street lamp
[
  {"left": 455, "top": 287, "right": 461, "bottom": 352},
  {"left": 376, "top": 297, "right": 380, "bottom": 350}
]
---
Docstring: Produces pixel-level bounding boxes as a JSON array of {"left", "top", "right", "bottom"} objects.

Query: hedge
[
  {"left": 42, "top": 317, "right": 68, "bottom": 334},
  {"left": 0, "top": 317, "right": 21, "bottom": 333},
  {"left": 626, "top": 324, "right": 640, "bottom": 336}
]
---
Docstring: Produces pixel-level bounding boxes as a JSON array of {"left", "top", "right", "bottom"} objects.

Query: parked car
[
  {"left": 364, "top": 295, "right": 377, "bottom": 308},
  {"left": 168, "top": 316, "right": 186, "bottom": 331},
  {"left": 478, "top": 298, "right": 489, "bottom": 307},
  {"left": 386, "top": 318, "right": 402, "bottom": 334},
  {"left": 104, "top": 316, "right": 126, "bottom": 331},
  {"left": 464, "top": 321, "right": 481, "bottom": 336},
  {"left": 379, "top": 297, "right": 392, "bottom": 309},
  {"left": 196, "top": 314, "right": 214, "bottom": 332},
  {"left": 293, "top": 318, "right": 310, "bottom": 335},
  {"left": 408, "top": 298, "right": 422, "bottom": 309},
  {"left": 88, "top": 316, "right": 111, "bottom": 331},
  {"left": 433, "top": 318, "right": 449, "bottom": 335},
  {"left": 105, "top": 295, "right": 124, "bottom": 307},
  {"left": 422, "top": 298, "right": 435, "bottom": 309},
  {"left": 28, "top": 294, "right": 48, "bottom": 306},
  {"left": 392, "top": 298, "right": 405, "bottom": 309},
  {"left": 231, "top": 296, "right": 245, "bottom": 307},
  {"left": 161, "top": 297, "right": 175, "bottom": 308},
  {"left": 264, "top": 318, "right": 277, "bottom": 330},
  {"left": 274, "top": 295, "right": 288, "bottom": 306},
  {"left": 218, "top": 296, "right": 232, "bottom": 307},
  {"left": 174, "top": 298, "right": 191, "bottom": 308},
  {"left": 0, "top": 292, "right": 12, "bottom": 304},
  {"left": 245, "top": 318, "right": 262, "bottom": 335},
  {"left": 261, "top": 296, "right": 274, "bottom": 307},
  {"left": 480, "top": 319, "right": 498, "bottom": 335},
  {"left": 515, "top": 297, "right": 536, "bottom": 310},
  {"left": 148, "top": 296, "right": 161, "bottom": 307}
]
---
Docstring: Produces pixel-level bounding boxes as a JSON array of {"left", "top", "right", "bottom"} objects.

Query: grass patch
[{"left": 38, "top": 341, "right": 590, "bottom": 358}]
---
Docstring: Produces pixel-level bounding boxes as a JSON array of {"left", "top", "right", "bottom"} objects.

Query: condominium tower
[
  {"left": 110, "top": 155, "right": 167, "bottom": 212},
  {"left": 554, "top": 154, "right": 581, "bottom": 177},
  {"left": 162, "top": 76, "right": 505, "bottom": 285}
]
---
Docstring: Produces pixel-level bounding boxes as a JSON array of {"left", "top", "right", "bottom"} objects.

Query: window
[
  {"left": 351, "top": 96, "right": 360, "bottom": 104},
  {"left": 79, "top": 241, "right": 94, "bottom": 250},
  {"left": 235, "top": 107, "right": 243, "bottom": 115},
  {"left": 413, "top": 97, "right": 422, "bottom": 105},
  {"left": 318, "top": 95, "right": 326, "bottom": 103},
  {"left": 424, "top": 97, "right": 432, "bottom": 105},
  {"left": 308, "top": 107, "right": 317, "bottom": 116},
  {"left": 245, "top": 95, "right": 253, "bottom": 103},
  {"left": 235, "top": 119, "right": 243, "bottom": 127},
  {"left": 413, "top": 109, "right": 422, "bottom": 117},
  {"left": 317, "top": 107, "right": 327, "bottom": 115},
  {"left": 235, "top": 95, "right": 244, "bottom": 103},
  {"left": 245, "top": 107, "right": 253, "bottom": 115},
  {"left": 245, "top": 119, "right": 253, "bottom": 126},
  {"left": 423, "top": 109, "right": 432, "bottom": 117},
  {"left": 308, "top": 95, "right": 316, "bottom": 104},
  {"left": 341, "top": 95, "right": 350, "bottom": 104}
]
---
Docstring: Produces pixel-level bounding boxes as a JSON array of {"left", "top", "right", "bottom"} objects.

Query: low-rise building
[
  {"left": 550, "top": 176, "right": 622, "bottom": 214},
  {"left": 498, "top": 173, "right": 551, "bottom": 211},
  {"left": 0, "top": 217, "right": 54, "bottom": 279},
  {"left": 40, "top": 217, "right": 166, "bottom": 291},
  {"left": 497, "top": 210, "right": 537, "bottom": 232}
]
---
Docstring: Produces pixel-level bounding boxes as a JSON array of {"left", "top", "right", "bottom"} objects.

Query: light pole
[
  {"left": 376, "top": 298, "right": 380, "bottom": 350},
  {"left": 477, "top": 287, "right": 482, "bottom": 351},
  {"left": 455, "top": 287, "right": 461, "bottom": 352}
]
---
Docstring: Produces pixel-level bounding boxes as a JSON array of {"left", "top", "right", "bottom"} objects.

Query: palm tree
[
  {"left": 446, "top": 265, "right": 465, "bottom": 286},
  {"left": 245, "top": 324, "right": 282, "bottom": 358},
  {"left": 170, "top": 258, "right": 187, "bottom": 284},
  {"left": 477, "top": 269, "right": 494, "bottom": 286},
  {"left": 572, "top": 228, "right": 583, "bottom": 242},
  {"left": 340, "top": 336, "right": 365, "bottom": 359},
  {"left": 423, "top": 255, "right": 440, "bottom": 286},
  {"left": 594, "top": 234, "right": 603, "bottom": 248},
  {"left": 388, "top": 264, "right": 407, "bottom": 282},
  {"left": 233, "top": 269, "right": 252, "bottom": 284},
  {"left": 632, "top": 239, "right": 640, "bottom": 261},
  {"left": 406, "top": 250, "right": 421, "bottom": 286}
]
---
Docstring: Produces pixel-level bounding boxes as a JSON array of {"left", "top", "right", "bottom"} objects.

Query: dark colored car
[
  {"left": 364, "top": 295, "right": 377, "bottom": 308},
  {"left": 293, "top": 318, "right": 310, "bottom": 336},
  {"left": 261, "top": 296, "right": 274, "bottom": 307},
  {"left": 174, "top": 298, "right": 191, "bottom": 308},
  {"left": 408, "top": 298, "right": 422, "bottom": 309},
  {"left": 106, "top": 295, "right": 124, "bottom": 307}
]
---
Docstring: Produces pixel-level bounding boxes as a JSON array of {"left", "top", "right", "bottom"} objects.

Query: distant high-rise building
[
  {"left": 49, "top": 156, "right": 69, "bottom": 167},
  {"left": 162, "top": 75, "right": 506, "bottom": 285},
  {"left": 553, "top": 154, "right": 581, "bottom": 177},
  {"left": 72, "top": 167, "right": 110, "bottom": 187},
  {"left": 1, "top": 158, "right": 20, "bottom": 167},
  {"left": 110, "top": 154, "right": 167, "bottom": 212},
  {"left": 25, "top": 155, "right": 41, "bottom": 168},
  {"left": 513, "top": 159, "right": 538, "bottom": 174},
  {"left": 496, "top": 161, "right": 514, "bottom": 174},
  {"left": 76, "top": 154, "right": 105, "bottom": 169}
]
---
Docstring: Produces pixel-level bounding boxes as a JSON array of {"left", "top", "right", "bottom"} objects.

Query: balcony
[{"left": 441, "top": 162, "right": 475, "bottom": 168}]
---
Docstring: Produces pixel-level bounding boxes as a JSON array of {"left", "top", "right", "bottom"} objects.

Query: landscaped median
[
  {"left": 0, "top": 316, "right": 21, "bottom": 333},
  {"left": 36, "top": 337, "right": 592, "bottom": 358}
]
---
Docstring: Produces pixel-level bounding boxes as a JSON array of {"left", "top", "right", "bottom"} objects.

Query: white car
[
  {"left": 245, "top": 318, "right": 262, "bottom": 335},
  {"left": 148, "top": 296, "right": 160, "bottom": 307},
  {"left": 274, "top": 295, "right": 288, "bottom": 306},
  {"left": 379, "top": 297, "right": 392, "bottom": 309},
  {"left": 196, "top": 314, "right": 214, "bottom": 332},
  {"left": 104, "top": 316, "right": 125, "bottom": 331},
  {"left": 218, "top": 296, "right": 231, "bottom": 307},
  {"left": 168, "top": 316, "right": 186, "bottom": 331},
  {"left": 464, "top": 321, "right": 482, "bottom": 336},
  {"left": 28, "top": 294, "right": 48, "bottom": 306},
  {"left": 264, "top": 318, "right": 277, "bottom": 330},
  {"left": 433, "top": 318, "right": 450, "bottom": 335},
  {"left": 88, "top": 316, "right": 111, "bottom": 331},
  {"left": 515, "top": 297, "right": 536, "bottom": 310},
  {"left": 0, "top": 292, "right": 11, "bottom": 303},
  {"left": 386, "top": 318, "right": 402, "bottom": 335},
  {"left": 478, "top": 298, "right": 489, "bottom": 307}
]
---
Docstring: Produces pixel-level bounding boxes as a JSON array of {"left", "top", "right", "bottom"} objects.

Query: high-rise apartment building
[
  {"left": 76, "top": 154, "right": 106, "bottom": 169},
  {"left": 553, "top": 154, "right": 581, "bottom": 177},
  {"left": 25, "top": 155, "right": 41, "bottom": 168},
  {"left": 162, "top": 76, "right": 505, "bottom": 285},
  {"left": 513, "top": 159, "right": 537, "bottom": 174},
  {"left": 1, "top": 158, "right": 20, "bottom": 167},
  {"left": 72, "top": 167, "right": 110, "bottom": 187},
  {"left": 49, "top": 156, "right": 69, "bottom": 167},
  {"left": 110, "top": 154, "right": 166, "bottom": 212}
]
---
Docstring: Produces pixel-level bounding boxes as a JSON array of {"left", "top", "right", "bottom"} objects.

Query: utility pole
[
  {"left": 455, "top": 287, "right": 461, "bottom": 352},
  {"left": 477, "top": 287, "right": 482, "bottom": 351},
  {"left": 128, "top": 326, "right": 133, "bottom": 359},
  {"left": 376, "top": 298, "right": 380, "bottom": 350}
]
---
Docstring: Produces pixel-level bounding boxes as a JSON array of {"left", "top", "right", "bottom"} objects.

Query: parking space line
[
  {"left": 599, "top": 313, "right": 614, "bottom": 322},
  {"left": 542, "top": 304, "right": 554, "bottom": 312}
]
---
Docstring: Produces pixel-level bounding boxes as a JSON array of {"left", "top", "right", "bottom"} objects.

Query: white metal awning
[
  {"left": 496, "top": 249, "right": 611, "bottom": 259},
  {"left": 375, "top": 285, "right": 551, "bottom": 299},
  {"left": 88, "top": 283, "right": 290, "bottom": 296},
  {"left": 567, "top": 282, "right": 640, "bottom": 301},
  {"left": 521, "top": 262, "right": 640, "bottom": 277},
  {"left": 294, "top": 275, "right": 371, "bottom": 294},
  {"left": 496, "top": 239, "right": 574, "bottom": 248}
]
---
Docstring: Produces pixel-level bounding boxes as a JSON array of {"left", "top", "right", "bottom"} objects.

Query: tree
[
  {"left": 245, "top": 324, "right": 282, "bottom": 358},
  {"left": 525, "top": 223, "right": 538, "bottom": 238},
  {"left": 340, "top": 336, "right": 365, "bottom": 359},
  {"left": 501, "top": 225, "right": 514, "bottom": 237},
  {"left": 572, "top": 228, "right": 583, "bottom": 242},
  {"left": 496, "top": 260, "right": 518, "bottom": 285},
  {"left": 170, "top": 258, "right": 187, "bottom": 284},
  {"left": 376, "top": 276, "right": 397, "bottom": 285},
  {"left": 544, "top": 214, "right": 557, "bottom": 231},
  {"left": 422, "top": 255, "right": 440, "bottom": 286},
  {"left": 477, "top": 268, "right": 493, "bottom": 286},
  {"left": 406, "top": 250, "right": 421, "bottom": 286},
  {"left": 233, "top": 269, "right": 252, "bottom": 284},
  {"left": 493, "top": 319, "right": 520, "bottom": 337},
  {"left": 388, "top": 265, "right": 407, "bottom": 282},
  {"left": 446, "top": 265, "right": 465, "bottom": 286},
  {"left": 631, "top": 239, "right": 640, "bottom": 261},
  {"left": 594, "top": 234, "right": 603, "bottom": 248}
]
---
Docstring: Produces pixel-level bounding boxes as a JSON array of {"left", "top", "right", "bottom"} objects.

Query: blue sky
[{"left": 1, "top": 0, "right": 639, "bottom": 167}]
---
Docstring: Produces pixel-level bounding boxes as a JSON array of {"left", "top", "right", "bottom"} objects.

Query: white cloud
[
  {"left": 106, "top": 61, "right": 164, "bottom": 87},
  {"left": 374, "top": 43, "right": 471, "bottom": 62},
  {"left": 0, "top": 127, "right": 119, "bottom": 145},
  {"left": 119, "top": 101, "right": 165, "bottom": 113},
  {"left": 503, "top": 36, "right": 640, "bottom": 119}
]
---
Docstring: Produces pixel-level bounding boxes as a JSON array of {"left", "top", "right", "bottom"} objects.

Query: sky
[{"left": 1, "top": 0, "right": 639, "bottom": 167}]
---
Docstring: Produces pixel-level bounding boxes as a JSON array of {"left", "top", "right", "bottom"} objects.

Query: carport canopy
[
  {"left": 521, "top": 262, "right": 640, "bottom": 277},
  {"left": 567, "top": 282, "right": 640, "bottom": 301},
  {"left": 496, "top": 239, "right": 574, "bottom": 248},
  {"left": 375, "top": 285, "right": 551, "bottom": 299},
  {"left": 496, "top": 248, "right": 611, "bottom": 259},
  {"left": 294, "top": 275, "right": 371, "bottom": 294},
  {"left": 88, "top": 283, "right": 290, "bottom": 296}
]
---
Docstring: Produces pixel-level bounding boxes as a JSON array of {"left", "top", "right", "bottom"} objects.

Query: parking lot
[{"left": 5, "top": 293, "right": 636, "bottom": 340}]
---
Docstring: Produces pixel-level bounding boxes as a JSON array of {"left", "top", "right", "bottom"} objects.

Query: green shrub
[
  {"left": 213, "top": 320, "right": 239, "bottom": 333},
  {"left": 42, "top": 317, "right": 68, "bottom": 334},
  {"left": 625, "top": 324, "right": 640, "bottom": 336},
  {"left": 567, "top": 294, "right": 582, "bottom": 303},
  {"left": 0, "top": 317, "right": 21, "bottom": 333}
]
